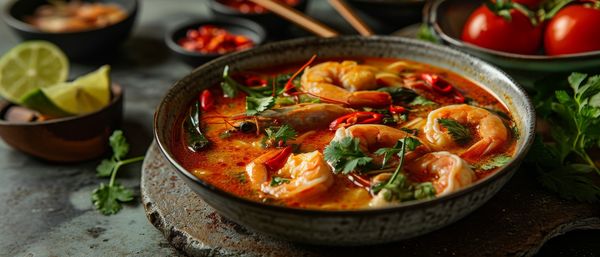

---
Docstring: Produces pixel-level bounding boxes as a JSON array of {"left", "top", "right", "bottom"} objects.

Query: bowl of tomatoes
[{"left": 427, "top": 0, "right": 600, "bottom": 83}]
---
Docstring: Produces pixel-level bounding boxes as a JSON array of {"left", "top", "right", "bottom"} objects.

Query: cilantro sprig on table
[
  {"left": 92, "top": 130, "right": 144, "bottom": 215},
  {"left": 529, "top": 72, "right": 600, "bottom": 203}
]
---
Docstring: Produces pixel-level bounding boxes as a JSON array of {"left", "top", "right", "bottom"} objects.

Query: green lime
[
  {"left": 0, "top": 41, "right": 69, "bottom": 103},
  {"left": 20, "top": 65, "right": 111, "bottom": 116}
]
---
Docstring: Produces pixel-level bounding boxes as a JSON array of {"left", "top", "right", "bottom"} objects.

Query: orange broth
[{"left": 171, "top": 58, "right": 517, "bottom": 210}]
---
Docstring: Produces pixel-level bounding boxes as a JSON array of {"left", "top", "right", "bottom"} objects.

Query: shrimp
[
  {"left": 301, "top": 61, "right": 392, "bottom": 108},
  {"left": 368, "top": 151, "right": 474, "bottom": 207},
  {"left": 245, "top": 150, "right": 333, "bottom": 199},
  {"left": 332, "top": 124, "right": 429, "bottom": 161},
  {"left": 424, "top": 104, "right": 508, "bottom": 160},
  {"left": 404, "top": 151, "right": 475, "bottom": 196},
  {"left": 228, "top": 103, "right": 355, "bottom": 132}
]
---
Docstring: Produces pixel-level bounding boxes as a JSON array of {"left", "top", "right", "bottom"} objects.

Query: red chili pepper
[
  {"left": 418, "top": 73, "right": 465, "bottom": 104},
  {"left": 264, "top": 146, "right": 293, "bottom": 172},
  {"left": 200, "top": 89, "right": 214, "bottom": 111},
  {"left": 349, "top": 173, "right": 371, "bottom": 188},
  {"left": 329, "top": 112, "right": 383, "bottom": 130},
  {"left": 389, "top": 105, "right": 406, "bottom": 114}
]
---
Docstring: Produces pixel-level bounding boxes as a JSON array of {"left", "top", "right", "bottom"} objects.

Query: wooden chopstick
[
  {"left": 248, "top": 0, "right": 340, "bottom": 38},
  {"left": 328, "top": 0, "right": 373, "bottom": 36}
]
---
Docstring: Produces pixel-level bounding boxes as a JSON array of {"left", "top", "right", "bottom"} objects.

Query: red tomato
[
  {"left": 544, "top": 5, "right": 600, "bottom": 56},
  {"left": 461, "top": 5, "right": 542, "bottom": 55}
]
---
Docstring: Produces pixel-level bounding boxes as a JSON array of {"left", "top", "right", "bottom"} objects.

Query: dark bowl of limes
[{"left": 0, "top": 41, "right": 123, "bottom": 162}]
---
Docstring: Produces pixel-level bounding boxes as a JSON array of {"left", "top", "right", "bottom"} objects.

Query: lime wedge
[
  {"left": 0, "top": 41, "right": 69, "bottom": 103},
  {"left": 21, "top": 65, "right": 111, "bottom": 116}
]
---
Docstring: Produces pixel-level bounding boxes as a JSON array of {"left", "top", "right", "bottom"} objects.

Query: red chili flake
[{"left": 389, "top": 105, "right": 406, "bottom": 114}]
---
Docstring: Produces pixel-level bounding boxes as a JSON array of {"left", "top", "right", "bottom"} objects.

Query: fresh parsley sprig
[
  {"left": 438, "top": 118, "right": 472, "bottom": 144},
  {"left": 371, "top": 137, "right": 435, "bottom": 202},
  {"left": 92, "top": 130, "right": 144, "bottom": 215},
  {"left": 324, "top": 137, "right": 373, "bottom": 174},
  {"left": 528, "top": 72, "right": 600, "bottom": 203}
]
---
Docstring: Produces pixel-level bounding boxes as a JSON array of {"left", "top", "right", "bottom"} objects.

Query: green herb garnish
[
  {"left": 374, "top": 137, "right": 420, "bottom": 169},
  {"left": 478, "top": 154, "right": 512, "bottom": 171},
  {"left": 185, "top": 101, "right": 210, "bottom": 151},
  {"left": 528, "top": 72, "right": 600, "bottom": 203},
  {"left": 371, "top": 137, "right": 434, "bottom": 202},
  {"left": 438, "top": 118, "right": 472, "bottom": 144},
  {"left": 92, "top": 130, "right": 144, "bottom": 215},
  {"left": 409, "top": 96, "right": 436, "bottom": 106},
  {"left": 270, "top": 176, "right": 291, "bottom": 187},
  {"left": 263, "top": 124, "right": 297, "bottom": 147},
  {"left": 246, "top": 96, "right": 275, "bottom": 116},
  {"left": 324, "top": 137, "right": 373, "bottom": 174}
]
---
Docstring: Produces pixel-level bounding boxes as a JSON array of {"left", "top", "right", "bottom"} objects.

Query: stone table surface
[{"left": 0, "top": 0, "right": 597, "bottom": 257}]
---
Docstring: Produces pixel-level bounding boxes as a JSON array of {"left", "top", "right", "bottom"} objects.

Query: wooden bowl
[{"left": 0, "top": 84, "right": 123, "bottom": 162}]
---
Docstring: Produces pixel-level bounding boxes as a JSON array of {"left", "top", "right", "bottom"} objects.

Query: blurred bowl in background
[
  {"left": 3, "top": 0, "right": 138, "bottom": 60},
  {"left": 165, "top": 17, "right": 266, "bottom": 67},
  {"left": 208, "top": 0, "right": 307, "bottom": 32}
]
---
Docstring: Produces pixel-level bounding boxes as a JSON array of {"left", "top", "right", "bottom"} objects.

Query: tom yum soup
[{"left": 171, "top": 57, "right": 518, "bottom": 210}]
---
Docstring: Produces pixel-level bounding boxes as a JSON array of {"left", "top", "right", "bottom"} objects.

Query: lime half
[
  {"left": 21, "top": 65, "right": 111, "bottom": 116},
  {"left": 0, "top": 41, "right": 69, "bottom": 103}
]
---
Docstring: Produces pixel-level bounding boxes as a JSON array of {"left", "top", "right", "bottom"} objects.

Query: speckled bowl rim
[
  {"left": 427, "top": 0, "right": 600, "bottom": 60},
  {"left": 2, "top": 0, "right": 138, "bottom": 35},
  {"left": 154, "top": 35, "right": 536, "bottom": 216}
]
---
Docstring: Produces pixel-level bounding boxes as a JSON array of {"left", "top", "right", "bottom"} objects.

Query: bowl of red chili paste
[{"left": 165, "top": 17, "right": 266, "bottom": 67}]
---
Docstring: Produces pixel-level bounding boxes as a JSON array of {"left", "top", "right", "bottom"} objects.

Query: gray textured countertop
[{"left": 0, "top": 0, "right": 597, "bottom": 256}]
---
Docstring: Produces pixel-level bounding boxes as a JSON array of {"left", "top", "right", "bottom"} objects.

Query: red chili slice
[
  {"left": 264, "top": 146, "right": 293, "bottom": 172},
  {"left": 389, "top": 105, "right": 406, "bottom": 114},
  {"left": 329, "top": 112, "right": 383, "bottom": 130},
  {"left": 200, "top": 89, "right": 214, "bottom": 111}
]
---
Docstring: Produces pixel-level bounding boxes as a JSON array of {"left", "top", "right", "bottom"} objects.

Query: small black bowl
[
  {"left": 346, "top": 0, "right": 425, "bottom": 25},
  {"left": 208, "top": 0, "right": 307, "bottom": 32},
  {"left": 165, "top": 18, "right": 266, "bottom": 67},
  {"left": 2, "top": 0, "right": 138, "bottom": 60}
]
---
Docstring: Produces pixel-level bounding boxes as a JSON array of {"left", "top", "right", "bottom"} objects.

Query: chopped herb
[
  {"left": 263, "top": 125, "right": 298, "bottom": 147},
  {"left": 374, "top": 137, "right": 421, "bottom": 169},
  {"left": 417, "top": 24, "right": 440, "bottom": 44},
  {"left": 270, "top": 176, "right": 291, "bottom": 187},
  {"left": 478, "top": 154, "right": 512, "bottom": 171},
  {"left": 246, "top": 96, "right": 275, "bottom": 116},
  {"left": 400, "top": 127, "right": 418, "bottom": 136},
  {"left": 371, "top": 137, "right": 434, "bottom": 202},
  {"left": 220, "top": 65, "right": 271, "bottom": 98},
  {"left": 484, "top": 107, "right": 512, "bottom": 120},
  {"left": 438, "top": 118, "right": 472, "bottom": 144},
  {"left": 377, "top": 87, "right": 418, "bottom": 103},
  {"left": 92, "top": 131, "right": 144, "bottom": 215},
  {"left": 234, "top": 172, "right": 247, "bottom": 183},
  {"left": 510, "top": 125, "right": 520, "bottom": 140},
  {"left": 527, "top": 72, "right": 600, "bottom": 203},
  {"left": 275, "top": 95, "right": 320, "bottom": 105},
  {"left": 409, "top": 96, "right": 436, "bottom": 106},
  {"left": 324, "top": 137, "right": 373, "bottom": 174}
]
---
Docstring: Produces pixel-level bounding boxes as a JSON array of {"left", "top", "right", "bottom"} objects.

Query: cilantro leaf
[
  {"left": 270, "top": 176, "right": 291, "bottom": 187},
  {"left": 374, "top": 141, "right": 403, "bottom": 168},
  {"left": 478, "top": 155, "right": 512, "bottom": 171},
  {"left": 409, "top": 96, "right": 436, "bottom": 106},
  {"left": 96, "top": 159, "right": 116, "bottom": 177},
  {"left": 371, "top": 137, "right": 434, "bottom": 202},
  {"left": 263, "top": 125, "right": 297, "bottom": 147},
  {"left": 324, "top": 137, "right": 373, "bottom": 174},
  {"left": 92, "top": 130, "right": 144, "bottom": 215},
  {"left": 92, "top": 182, "right": 134, "bottom": 215},
  {"left": 438, "top": 118, "right": 472, "bottom": 144},
  {"left": 109, "top": 130, "right": 129, "bottom": 160},
  {"left": 220, "top": 65, "right": 239, "bottom": 98},
  {"left": 246, "top": 96, "right": 275, "bottom": 116}
]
